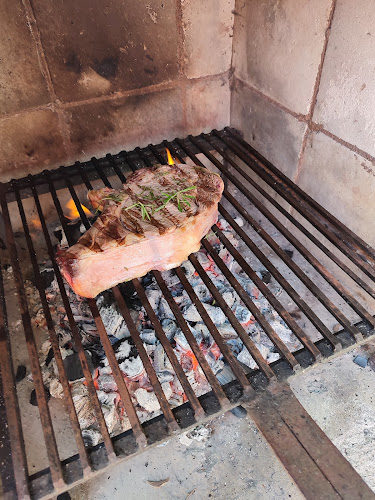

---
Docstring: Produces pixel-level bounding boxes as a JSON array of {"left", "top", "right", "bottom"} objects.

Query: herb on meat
[
  {"left": 153, "top": 186, "right": 197, "bottom": 213},
  {"left": 123, "top": 186, "right": 197, "bottom": 220},
  {"left": 124, "top": 201, "right": 152, "bottom": 221}
]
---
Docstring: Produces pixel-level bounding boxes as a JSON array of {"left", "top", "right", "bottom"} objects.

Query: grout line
[
  {"left": 21, "top": 0, "right": 57, "bottom": 102},
  {"left": 293, "top": 0, "right": 337, "bottom": 184},
  {"left": 21, "top": 0, "right": 74, "bottom": 158},
  {"left": 315, "top": 125, "right": 375, "bottom": 166},
  {"left": 233, "top": 77, "right": 308, "bottom": 122},
  {"left": 174, "top": 0, "right": 188, "bottom": 130}
]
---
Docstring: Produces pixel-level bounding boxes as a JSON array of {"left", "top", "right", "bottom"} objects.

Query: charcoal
[
  {"left": 30, "top": 386, "right": 50, "bottom": 406},
  {"left": 161, "top": 319, "right": 177, "bottom": 340},
  {"left": 222, "top": 291, "right": 235, "bottom": 308},
  {"left": 353, "top": 355, "right": 368, "bottom": 368},
  {"left": 119, "top": 355, "right": 144, "bottom": 379},
  {"left": 284, "top": 249, "right": 294, "bottom": 259},
  {"left": 216, "top": 364, "right": 236, "bottom": 385},
  {"left": 230, "top": 405, "right": 247, "bottom": 419},
  {"left": 15, "top": 365, "right": 26, "bottom": 383},
  {"left": 141, "top": 272, "right": 156, "bottom": 288},
  {"left": 233, "top": 305, "right": 251, "bottom": 325},
  {"left": 135, "top": 388, "right": 160, "bottom": 413},
  {"left": 146, "top": 289, "right": 161, "bottom": 310},
  {"left": 40, "top": 268, "right": 55, "bottom": 289},
  {"left": 82, "top": 429, "right": 101, "bottom": 448},
  {"left": 217, "top": 324, "right": 238, "bottom": 339},
  {"left": 45, "top": 347, "right": 54, "bottom": 367},
  {"left": 64, "top": 351, "right": 93, "bottom": 381},
  {"left": 115, "top": 340, "right": 131, "bottom": 361},
  {"left": 237, "top": 348, "right": 257, "bottom": 370},
  {"left": 140, "top": 329, "right": 156, "bottom": 345},
  {"left": 181, "top": 260, "right": 195, "bottom": 278},
  {"left": 193, "top": 284, "right": 212, "bottom": 303},
  {"left": 260, "top": 270, "right": 272, "bottom": 284},
  {"left": 158, "top": 297, "right": 174, "bottom": 320}
]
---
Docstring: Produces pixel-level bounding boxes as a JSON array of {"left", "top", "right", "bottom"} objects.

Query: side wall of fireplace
[
  {"left": 0, "top": 0, "right": 234, "bottom": 181},
  {"left": 231, "top": 0, "right": 375, "bottom": 247}
]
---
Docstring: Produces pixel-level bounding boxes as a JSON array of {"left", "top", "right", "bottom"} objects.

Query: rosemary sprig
[
  {"left": 153, "top": 186, "right": 197, "bottom": 213},
  {"left": 124, "top": 201, "right": 152, "bottom": 221},
  {"left": 123, "top": 186, "right": 197, "bottom": 220}
]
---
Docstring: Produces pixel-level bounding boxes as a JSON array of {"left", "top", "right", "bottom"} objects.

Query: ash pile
[{"left": 32, "top": 216, "right": 300, "bottom": 447}]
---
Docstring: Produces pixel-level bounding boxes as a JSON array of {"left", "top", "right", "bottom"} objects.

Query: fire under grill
[{"left": 1, "top": 128, "right": 375, "bottom": 499}]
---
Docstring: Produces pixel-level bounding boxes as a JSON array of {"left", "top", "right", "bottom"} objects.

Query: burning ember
[
  {"left": 31, "top": 214, "right": 299, "bottom": 448},
  {"left": 65, "top": 198, "right": 94, "bottom": 220}
]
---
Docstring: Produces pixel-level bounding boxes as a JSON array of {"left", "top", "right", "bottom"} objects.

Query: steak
[{"left": 57, "top": 163, "right": 224, "bottom": 298}]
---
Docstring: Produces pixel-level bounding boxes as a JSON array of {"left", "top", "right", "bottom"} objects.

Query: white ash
[
  {"left": 33, "top": 214, "right": 302, "bottom": 445},
  {"left": 119, "top": 355, "right": 144, "bottom": 379},
  {"left": 135, "top": 388, "right": 160, "bottom": 413}
]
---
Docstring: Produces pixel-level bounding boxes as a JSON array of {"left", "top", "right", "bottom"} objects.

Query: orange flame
[
  {"left": 166, "top": 148, "right": 174, "bottom": 165},
  {"left": 65, "top": 198, "right": 93, "bottom": 220}
]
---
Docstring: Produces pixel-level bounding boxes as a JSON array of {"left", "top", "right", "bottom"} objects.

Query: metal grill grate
[{"left": 1, "top": 128, "right": 375, "bottom": 499}]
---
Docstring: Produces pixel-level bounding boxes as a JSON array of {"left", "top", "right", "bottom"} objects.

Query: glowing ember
[
  {"left": 31, "top": 218, "right": 42, "bottom": 229},
  {"left": 166, "top": 148, "right": 174, "bottom": 165},
  {"left": 65, "top": 198, "right": 93, "bottom": 220}
]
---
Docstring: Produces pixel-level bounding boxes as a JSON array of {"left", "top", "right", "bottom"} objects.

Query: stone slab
[
  {"left": 297, "top": 130, "right": 375, "bottom": 247},
  {"left": 185, "top": 75, "right": 230, "bottom": 134},
  {"left": 232, "top": 0, "right": 332, "bottom": 115},
  {"left": 65, "top": 87, "right": 185, "bottom": 162},
  {"left": 0, "top": 2, "right": 50, "bottom": 115},
  {"left": 314, "top": 0, "right": 375, "bottom": 157},
  {"left": 0, "top": 109, "right": 66, "bottom": 181},
  {"left": 182, "top": 0, "right": 234, "bottom": 79},
  {"left": 32, "top": 0, "right": 179, "bottom": 102},
  {"left": 231, "top": 80, "right": 305, "bottom": 179}
]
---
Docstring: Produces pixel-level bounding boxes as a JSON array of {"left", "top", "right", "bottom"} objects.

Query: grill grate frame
[{"left": 1, "top": 127, "right": 374, "bottom": 499}]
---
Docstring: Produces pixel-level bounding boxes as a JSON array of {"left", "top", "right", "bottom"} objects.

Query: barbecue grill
[{"left": 1, "top": 127, "right": 374, "bottom": 499}]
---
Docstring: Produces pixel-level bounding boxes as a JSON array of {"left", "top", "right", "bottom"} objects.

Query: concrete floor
[{"left": 67, "top": 340, "right": 375, "bottom": 500}]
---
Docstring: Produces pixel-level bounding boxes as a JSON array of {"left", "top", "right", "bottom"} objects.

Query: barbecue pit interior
[{"left": 1, "top": 1, "right": 375, "bottom": 499}]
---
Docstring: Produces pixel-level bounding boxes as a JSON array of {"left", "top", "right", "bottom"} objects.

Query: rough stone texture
[
  {"left": 182, "top": 0, "right": 234, "bottom": 79},
  {"left": 31, "top": 0, "right": 179, "bottom": 102},
  {"left": 65, "top": 88, "right": 186, "bottom": 161},
  {"left": 297, "top": 131, "right": 375, "bottom": 247},
  {"left": 185, "top": 75, "right": 230, "bottom": 134},
  {"left": 232, "top": 0, "right": 332, "bottom": 115},
  {"left": 67, "top": 411, "right": 303, "bottom": 500},
  {"left": 231, "top": 80, "right": 305, "bottom": 179},
  {"left": 0, "top": 109, "right": 66, "bottom": 181},
  {"left": 0, "top": 1, "right": 50, "bottom": 115},
  {"left": 314, "top": 0, "right": 375, "bottom": 156},
  {"left": 290, "top": 343, "right": 375, "bottom": 492}
]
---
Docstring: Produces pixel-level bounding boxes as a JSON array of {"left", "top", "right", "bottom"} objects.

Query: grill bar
[{"left": 1, "top": 128, "right": 374, "bottom": 499}]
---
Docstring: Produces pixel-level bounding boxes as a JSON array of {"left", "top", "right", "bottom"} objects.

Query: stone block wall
[
  {"left": 0, "top": 0, "right": 233, "bottom": 180},
  {"left": 231, "top": 0, "right": 375, "bottom": 246}
]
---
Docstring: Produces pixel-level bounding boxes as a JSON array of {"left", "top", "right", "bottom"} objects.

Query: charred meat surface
[{"left": 57, "top": 164, "right": 224, "bottom": 298}]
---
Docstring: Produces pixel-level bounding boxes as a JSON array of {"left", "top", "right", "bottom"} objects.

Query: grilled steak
[{"left": 57, "top": 163, "right": 224, "bottom": 298}]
